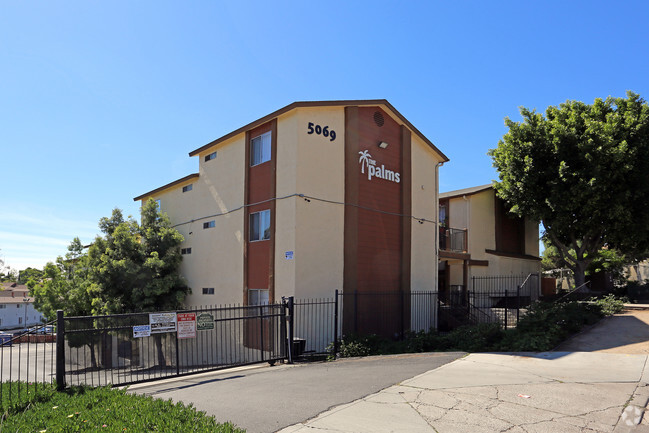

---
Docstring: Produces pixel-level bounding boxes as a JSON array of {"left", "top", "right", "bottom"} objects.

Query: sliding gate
[{"left": 59, "top": 303, "right": 287, "bottom": 388}]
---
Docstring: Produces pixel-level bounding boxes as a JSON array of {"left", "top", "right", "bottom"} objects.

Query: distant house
[
  {"left": 0, "top": 282, "right": 44, "bottom": 330},
  {"left": 438, "top": 184, "right": 541, "bottom": 298}
]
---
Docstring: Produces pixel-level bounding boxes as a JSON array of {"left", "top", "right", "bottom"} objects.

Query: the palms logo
[
  {"left": 358, "top": 150, "right": 372, "bottom": 174},
  {"left": 358, "top": 149, "right": 401, "bottom": 183}
]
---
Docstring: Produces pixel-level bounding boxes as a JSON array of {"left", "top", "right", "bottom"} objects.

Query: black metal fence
[
  {"left": 1, "top": 275, "right": 541, "bottom": 408},
  {"left": 290, "top": 291, "right": 440, "bottom": 357},
  {"left": 60, "top": 303, "right": 287, "bottom": 388},
  {"left": 1, "top": 321, "right": 57, "bottom": 409}
]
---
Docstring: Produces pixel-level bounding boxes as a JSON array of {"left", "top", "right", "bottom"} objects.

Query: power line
[{"left": 170, "top": 193, "right": 438, "bottom": 228}]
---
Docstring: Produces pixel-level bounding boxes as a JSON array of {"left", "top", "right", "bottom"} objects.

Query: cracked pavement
[{"left": 278, "top": 352, "right": 649, "bottom": 433}]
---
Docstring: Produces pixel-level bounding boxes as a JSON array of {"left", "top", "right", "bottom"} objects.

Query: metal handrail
[{"left": 553, "top": 281, "right": 591, "bottom": 303}]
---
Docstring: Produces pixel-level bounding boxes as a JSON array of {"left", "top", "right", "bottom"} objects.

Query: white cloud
[{"left": 0, "top": 205, "right": 101, "bottom": 271}]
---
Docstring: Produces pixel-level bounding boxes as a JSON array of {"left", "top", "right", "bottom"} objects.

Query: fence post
[
  {"left": 259, "top": 305, "right": 265, "bottom": 363},
  {"left": 504, "top": 290, "right": 508, "bottom": 328},
  {"left": 333, "top": 289, "right": 339, "bottom": 357},
  {"left": 516, "top": 285, "right": 521, "bottom": 324},
  {"left": 399, "top": 291, "right": 405, "bottom": 340},
  {"left": 175, "top": 328, "right": 180, "bottom": 376},
  {"left": 286, "top": 297, "right": 294, "bottom": 364},
  {"left": 56, "top": 310, "right": 65, "bottom": 391}
]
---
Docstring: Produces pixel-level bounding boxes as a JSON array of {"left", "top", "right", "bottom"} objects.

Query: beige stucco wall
[
  {"left": 141, "top": 134, "right": 246, "bottom": 307},
  {"left": 467, "top": 190, "right": 496, "bottom": 258},
  {"left": 410, "top": 135, "right": 441, "bottom": 291},
  {"left": 444, "top": 188, "right": 540, "bottom": 288},
  {"left": 139, "top": 103, "right": 444, "bottom": 306},
  {"left": 278, "top": 107, "right": 346, "bottom": 300}
]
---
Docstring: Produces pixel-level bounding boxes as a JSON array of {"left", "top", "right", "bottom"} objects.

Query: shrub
[
  {"left": 446, "top": 323, "right": 503, "bottom": 352},
  {"left": 593, "top": 294, "right": 626, "bottom": 315},
  {"left": 330, "top": 299, "right": 615, "bottom": 358}
]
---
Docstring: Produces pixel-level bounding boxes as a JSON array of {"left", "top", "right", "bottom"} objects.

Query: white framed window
[
  {"left": 203, "top": 220, "right": 215, "bottom": 229},
  {"left": 182, "top": 184, "right": 193, "bottom": 193},
  {"left": 205, "top": 151, "right": 217, "bottom": 162},
  {"left": 249, "top": 288, "right": 269, "bottom": 306},
  {"left": 18, "top": 317, "right": 22, "bottom": 324},
  {"left": 250, "top": 132, "right": 271, "bottom": 166},
  {"left": 249, "top": 210, "right": 271, "bottom": 241},
  {"left": 0, "top": 304, "right": 5, "bottom": 309},
  {"left": 202, "top": 287, "right": 215, "bottom": 295},
  {"left": 181, "top": 247, "right": 192, "bottom": 255}
]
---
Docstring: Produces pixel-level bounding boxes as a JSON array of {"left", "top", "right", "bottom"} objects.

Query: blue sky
[{"left": 2, "top": 1, "right": 648, "bottom": 271}]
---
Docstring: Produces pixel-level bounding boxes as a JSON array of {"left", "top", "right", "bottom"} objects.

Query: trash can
[{"left": 292, "top": 338, "right": 306, "bottom": 357}]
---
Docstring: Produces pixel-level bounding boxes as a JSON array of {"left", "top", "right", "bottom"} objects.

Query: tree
[
  {"left": 31, "top": 238, "right": 102, "bottom": 366},
  {"left": 87, "top": 199, "right": 188, "bottom": 314},
  {"left": 18, "top": 267, "right": 44, "bottom": 285},
  {"left": 87, "top": 200, "right": 188, "bottom": 365},
  {"left": 490, "top": 91, "right": 649, "bottom": 289}
]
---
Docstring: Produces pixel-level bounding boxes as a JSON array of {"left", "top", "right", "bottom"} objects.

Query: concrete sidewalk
[{"left": 279, "top": 352, "right": 649, "bottom": 433}]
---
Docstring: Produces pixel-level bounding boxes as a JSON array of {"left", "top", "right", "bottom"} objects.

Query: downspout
[
  {"left": 462, "top": 194, "right": 470, "bottom": 291},
  {"left": 435, "top": 161, "right": 444, "bottom": 292}
]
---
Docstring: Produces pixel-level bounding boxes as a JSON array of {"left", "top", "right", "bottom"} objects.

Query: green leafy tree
[
  {"left": 490, "top": 92, "right": 649, "bottom": 289},
  {"left": 18, "top": 267, "right": 44, "bottom": 285},
  {"left": 31, "top": 238, "right": 102, "bottom": 366},
  {"left": 87, "top": 200, "right": 188, "bottom": 365},
  {"left": 88, "top": 200, "right": 188, "bottom": 314}
]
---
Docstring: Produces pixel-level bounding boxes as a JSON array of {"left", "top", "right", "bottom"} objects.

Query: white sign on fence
[
  {"left": 133, "top": 325, "right": 151, "bottom": 338},
  {"left": 177, "top": 313, "right": 196, "bottom": 339},
  {"left": 149, "top": 312, "right": 177, "bottom": 334}
]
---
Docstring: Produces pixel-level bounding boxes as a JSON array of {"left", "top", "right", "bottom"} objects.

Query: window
[
  {"left": 182, "top": 184, "right": 193, "bottom": 193},
  {"left": 0, "top": 304, "right": 5, "bottom": 309},
  {"left": 202, "top": 288, "right": 215, "bottom": 295},
  {"left": 17, "top": 304, "right": 20, "bottom": 308},
  {"left": 249, "top": 210, "right": 271, "bottom": 241},
  {"left": 205, "top": 151, "right": 217, "bottom": 162},
  {"left": 18, "top": 317, "right": 22, "bottom": 324},
  {"left": 155, "top": 199, "right": 161, "bottom": 210},
  {"left": 250, "top": 132, "right": 271, "bottom": 166},
  {"left": 203, "top": 220, "right": 215, "bottom": 229},
  {"left": 181, "top": 247, "right": 192, "bottom": 255},
  {"left": 249, "top": 289, "right": 269, "bottom": 306}
]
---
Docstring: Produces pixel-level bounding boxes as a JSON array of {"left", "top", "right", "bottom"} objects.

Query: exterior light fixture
[{"left": 378, "top": 141, "right": 389, "bottom": 149}]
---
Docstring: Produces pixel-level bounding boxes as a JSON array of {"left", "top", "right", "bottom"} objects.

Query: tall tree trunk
[
  {"left": 154, "top": 334, "right": 166, "bottom": 367},
  {"left": 573, "top": 261, "right": 588, "bottom": 291},
  {"left": 89, "top": 343, "right": 97, "bottom": 369}
]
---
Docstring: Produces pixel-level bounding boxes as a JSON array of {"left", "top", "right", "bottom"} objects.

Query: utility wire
[{"left": 170, "top": 193, "right": 438, "bottom": 228}]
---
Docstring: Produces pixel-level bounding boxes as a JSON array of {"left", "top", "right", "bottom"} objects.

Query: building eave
[
  {"left": 188, "top": 99, "right": 449, "bottom": 162},
  {"left": 133, "top": 173, "right": 200, "bottom": 202}
]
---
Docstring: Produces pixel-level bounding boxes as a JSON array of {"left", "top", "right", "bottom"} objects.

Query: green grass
[{"left": 1, "top": 382, "right": 244, "bottom": 432}]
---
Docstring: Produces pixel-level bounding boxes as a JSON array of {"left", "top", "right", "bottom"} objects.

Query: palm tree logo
[{"left": 358, "top": 150, "right": 372, "bottom": 174}]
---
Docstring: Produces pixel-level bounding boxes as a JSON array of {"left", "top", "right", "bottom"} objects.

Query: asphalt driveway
[{"left": 128, "top": 352, "right": 465, "bottom": 433}]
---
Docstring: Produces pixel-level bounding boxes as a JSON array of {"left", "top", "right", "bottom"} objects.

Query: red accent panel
[
  {"left": 245, "top": 121, "right": 275, "bottom": 295},
  {"left": 356, "top": 107, "right": 403, "bottom": 293}
]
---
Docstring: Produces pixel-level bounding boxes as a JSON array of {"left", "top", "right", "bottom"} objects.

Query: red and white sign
[{"left": 177, "top": 313, "right": 196, "bottom": 339}]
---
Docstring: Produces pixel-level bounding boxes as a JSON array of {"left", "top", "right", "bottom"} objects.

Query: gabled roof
[
  {"left": 188, "top": 99, "right": 449, "bottom": 162},
  {"left": 440, "top": 184, "right": 493, "bottom": 199},
  {"left": 133, "top": 173, "right": 199, "bottom": 202}
]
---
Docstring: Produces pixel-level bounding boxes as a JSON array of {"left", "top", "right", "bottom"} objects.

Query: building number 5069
[{"left": 307, "top": 122, "right": 336, "bottom": 141}]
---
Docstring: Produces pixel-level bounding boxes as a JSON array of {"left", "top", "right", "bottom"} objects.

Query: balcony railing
[{"left": 439, "top": 227, "right": 467, "bottom": 253}]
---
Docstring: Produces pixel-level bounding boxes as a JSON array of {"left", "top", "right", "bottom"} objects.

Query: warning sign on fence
[
  {"left": 177, "top": 313, "right": 196, "bottom": 339},
  {"left": 149, "top": 312, "right": 177, "bottom": 334},
  {"left": 197, "top": 313, "right": 214, "bottom": 331}
]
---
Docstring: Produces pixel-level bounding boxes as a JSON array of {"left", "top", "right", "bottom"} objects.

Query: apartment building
[{"left": 134, "top": 100, "right": 449, "bottom": 323}]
